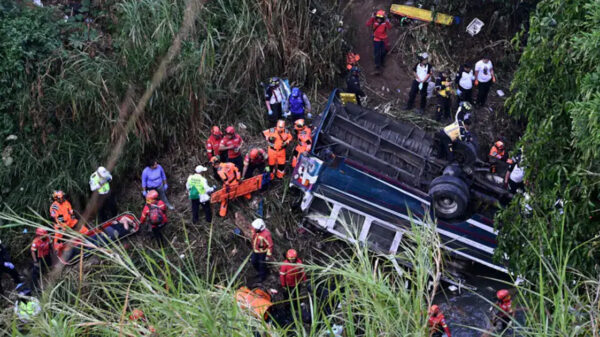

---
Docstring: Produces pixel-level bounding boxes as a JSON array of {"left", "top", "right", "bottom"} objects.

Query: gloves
[
  {"left": 4, "top": 262, "right": 14, "bottom": 269},
  {"left": 163, "top": 183, "right": 168, "bottom": 190},
  {"left": 492, "top": 75, "right": 497, "bottom": 83},
  {"left": 307, "top": 113, "right": 313, "bottom": 119},
  {"left": 265, "top": 166, "right": 271, "bottom": 173},
  {"left": 142, "top": 190, "right": 147, "bottom": 197},
  {"left": 474, "top": 80, "right": 479, "bottom": 86},
  {"left": 456, "top": 88, "right": 462, "bottom": 96},
  {"left": 268, "top": 110, "right": 273, "bottom": 116}
]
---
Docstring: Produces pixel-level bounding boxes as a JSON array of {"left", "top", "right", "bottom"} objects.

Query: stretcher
[
  {"left": 56, "top": 212, "right": 140, "bottom": 264},
  {"left": 390, "top": 4, "right": 459, "bottom": 25},
  {"left": 211, "top": 174, "right": 271, "bottom": 217}
]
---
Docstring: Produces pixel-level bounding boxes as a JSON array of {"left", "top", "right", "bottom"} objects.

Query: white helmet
[
  {"left": 195, "top": 165, "right": 207, "bottom": 173},
  {"left": 251, "top": 219, "right": 266, "bottom": 231},
  {"left": 97, "top": 166, "right": 110, "bottom": 178}
]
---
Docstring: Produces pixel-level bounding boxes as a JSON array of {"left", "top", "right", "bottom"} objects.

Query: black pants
[
  {"left": 151, "top": 224, "right": 166, "bottom": 245},
  {"left": 458, "top": 86, "right": 473, "bottom": 104},
  {"left": 436, "top": 95, "right": 451, "bottom": 121},
  {"left": 251, "top": 252, "right": 268, "bottom": 282},
  {"left": 407, "top": 80, "right": 429, "bottom": 110},
  {"left": 508, "top": 179, "right": 524, "bottom": 194},
  {"left": 227, "top": 155, "right": 243, "bottom": 173},
  {"left": 98, "top": 192, "right": 117, "bottom": 223},
  {"left": 437, "top": 131, "right": 454, "bottom": 162},
  {"left": 289, "top": 113, "right": 304, "bottom": 123},
  {"left": 268, "top": 103, "right": 282, "bottom": 126},
  {"left": 212, "top": 166, "right": 221, "bottom": 182},
  {"left": 373, "top": 40, "right": 386, "bottom": 69},
  {"left": 191, "top": 199, "right": 212, "bottom": 224},
  {"left": 477, "top": 80, "right": 492, "bottom": 106},
  {"left": 32, "top": 255, "right": 52, "bottom": 291},
  {"left": 0, "top": 263, "right": 21, "bottom": 294},
  {"left": 244, "top": 163, "right": 265, "bottom": 179}
]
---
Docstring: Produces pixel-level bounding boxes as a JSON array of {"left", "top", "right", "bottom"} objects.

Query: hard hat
[
  {"left": 211, "top": 126, "right": 222, "bottom": 136},
  {"left": 276, "top": 120, "right": 286, "bottom": 131},
  {"left": 52, "top": 190, "right": 65, "bottom": 201},
  {"left": 496, "top": 289, "right": 510, "bottom": 301},
  {"left": 495, "top": 141, "right": 505, "bottom": 150},
  {"left": 225, "top": 126, "right": 235, "bottom": 135},
  {"left": 35, "top": 228, "right": 48, "bottom": 236},
  {"left": 461, "top": 101, "right": 473, "bottom": 111},
  {"left": 195, "top": 165, "right": 207, "bottom": 173},
  {"left": 269, "top": 77, "right": 280, "bottom": 87},
  {"left": 249, "top": 148, "right": 259, "bottom": 160},
  {"left": 375, "top": 10, "right": 385, "bottom": 18},
  {"left": 294, "top": 119, "right": 305, "bottom": 131},
  {"left": 210, "top": 156, "right": 220, "bottom": 165},
  {"left": 291, "top": 87, "right": 300, "bottom": 97},
  {"left": 429, "top": 304, "right": 440, "bottom": 315},
  {"left": 129, "top": 309, "right": 145, "bottom": 321},
  {"left": 286, "top": 249, "right": 298, "bottom": 260},
  {"left": 146, "top": 190, "right": 159, "bottom": 203},
  {"left": 97, "top": 166, "right": 110, "bottom": 178},
  {"left": 419, "top": 52, "right": 429, "bottom": 60},
  {"left": 251, "top": 218, "right": 266, "bottom": 231}
]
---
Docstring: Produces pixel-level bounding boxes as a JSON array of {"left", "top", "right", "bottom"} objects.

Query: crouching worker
[
  {"left": 437, "top": 102, "right": 473, "bottom": 162},
  {"left": 139, "top": 190, "right": 168, "bottom": 245},
  {"left": 31, "top": 228, "right": 52, "bottom": 291},
  {"left": 14, "top": 288, "right": 41, "bottom": 324},
  {"left": 235, "top": 285, "right": 295, "bottom": 329},
  {"left": 428, "top": 305, "right": 452, "bottom": 337}
]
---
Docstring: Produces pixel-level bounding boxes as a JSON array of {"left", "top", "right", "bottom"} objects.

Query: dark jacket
[{"left": 346, "top": 74, "right": 365, "bottom": 97}]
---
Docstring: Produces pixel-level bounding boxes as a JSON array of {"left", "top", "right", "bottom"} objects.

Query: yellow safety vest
[
  {"left": 90, "top": 172, "right": 110, "bottom": 194},
  {"left": 186, "top": 174, "right": 208, "bottom": 199},
  {"left": 443, "top": 121, "right": 462, "bottom": 141}
]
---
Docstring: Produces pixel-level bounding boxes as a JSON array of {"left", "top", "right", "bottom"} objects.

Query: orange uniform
[
  {"left": 49, "top": 200, "right": 78, "bottom": 229},
  {"left": 263, "top": 127, "right": 292, "bottom": 178},
  {"left": 31, "top": 237, "right": 51, "bottom": 259},
  {"left": 251, "top": 228, "right": 273, "bottom": 257},
  {"left": 292, "top": 126, "right": 312, "bottom": 168},
  {"left": 489, "top": 145, "right": 507, "bottom": 161},
  {"left": 235, "top": 287, "right": 272, "bottom": 320},
  {"left": 279, "top": 258, "right": 307, "bottom": 288},
  {"left": 217, "top": 162, "right": 241, "bottom": 186}
]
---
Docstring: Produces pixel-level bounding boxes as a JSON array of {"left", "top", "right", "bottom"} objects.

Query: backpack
[
  {"left": 189, "top": 185, "right": 199, "bottom": 200},
  {"left": 148, "top": 204, "right": 164, "bottom": 226}
]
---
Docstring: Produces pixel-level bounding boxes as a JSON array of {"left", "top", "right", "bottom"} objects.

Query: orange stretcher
[
  {"left": 211, "top": 175, "right": 263, "bottom": 217},
  {"left": 390, "top": 4, "right": 458, "bottom": 26}
]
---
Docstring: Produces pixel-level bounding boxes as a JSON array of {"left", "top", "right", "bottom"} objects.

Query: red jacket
[
  {"left": 279, "top": 258, "right": 307, "bottom": 287},
  {"left": 31, "top": 237, "right": 51, "bottom": 258},
  {"left": 428, "top": 313, "right": 451, "bottom": 337},
  {"left": 139, "top": 200, "right": 168, "bottom": 227},
  {"left": 206, "top": 135, "right": 222, "bottom": 160},
  {"left": 219, "top": 134, "right": 243, "bottom": 159},
  {"left": 251, "top": 228, "right": 273, "bottom": 256},
  {"left": 497, "top": 299, "right": 513, "bottom": 319},
  {"left": 366, "top": 17, "right": 391, "bottom": 41}
]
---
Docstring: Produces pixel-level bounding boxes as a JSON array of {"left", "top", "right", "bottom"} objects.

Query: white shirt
[
  {"left": 510, "top": 163, "right": 524, "bottom": 183},
  {"left": 458, "top": 70, "right": 475, "bottom": 89},
  {"left": 415, "top": 63, "right": 430, "bottom": 82},
  {"left": 475, "top": 60, "right": 493, "bottom": 82},
  {"left": 269, "top": 87, "right": 283, "bottom": 105}
]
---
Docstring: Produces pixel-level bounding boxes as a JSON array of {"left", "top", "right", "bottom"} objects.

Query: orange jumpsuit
[
  {"left": 216, "top": 162, "right": 248, "bottom": 216},
  {"left": 262, "top": 128, "right": 292, "bottom": 178},
  {"left": 292, "top": 126, "right": 312, "bottom": 168},
  {"left": 49, "top": 200, "right": 79, "bottom": 252}
]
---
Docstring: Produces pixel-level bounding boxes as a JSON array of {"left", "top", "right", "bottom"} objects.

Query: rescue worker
[
  {"left": 475, "top": 56, "right": 496, "bottom": 107},
  {"left": 437, "top": 102, "right": 473, "bottom": 162},
  {"left": 346, "top": 66, "right": 365, "bottom": 106},
  {"left": 505, "top": 153, "right": 524, "bottom": 194},
  {"left": 141, "top": 159, "right": 174, "bottom": 210},
  {"left": 206, "top": 126, "right": 223, "bottom": 161},
  {"left": 139, "top": 190, "right": 168, "bottom": 244},
  {"left": 13, "top": 288, "right": 41, "bottom": 324},
  {"left": 251, "top": 219, "right": 273, "bottom": 282},
  {"left": 435, "top": 70, "right": 454, "bottom": 121},
  {"left": 235, "top": 286, "right": 274, "bottom": 321},
  {"left": 455, "top": 62, "right": 475, "bottom": 104},
  {"left": 288, "top": 87, "right": 312, "bottom": 122},
  {"left": 0, "top": 239, "right": 24, "bottom": 295},
  {"left": 264, "top": 77, "right": 285, "bottom": 126},
  {"left": 31, "top": 228, "right": 52, "bottom": 290},
  {"left": 186, "top": 165, "right": 214, "bottom": 224},
  {"left": 405, "top": 53, "right": 433, "bottom": 113},
  {"left": 493, "top": 289, "right": 514, "bottom": 333},
  {"left": 49, "top": 190, "right": 84, "bottom": 253},
  {"left": 489, "top": 140, "right": 508, "bottom": 161},
  {"left": 365, "top": 10, "right": 391, "bottom": 71},
  {"left": 263, "top": 120, "right": 293, "bottom": 179},
  {"left": 279, "top": 249, "right": 307, "bottom": 299},
  {"left": 89, "top": 166, "right": 116, "bottom": 222},
  {"left": 242, "top": 148, "right": 269, "bottom": 179},
  {"left": 129, "top": 308, "right": 157, "bottom": 335},
  {"left": 428, "top": 305, "right": 452, "bottom": 337},
  {"left": 212, "top": 156, "right": 248, "bottom": 217},
  {"left": 292, "top": 119, "right": 312, "bottom": 168},
  {"left": 219, "top": 126, "right": 244, "bottom": 172}
]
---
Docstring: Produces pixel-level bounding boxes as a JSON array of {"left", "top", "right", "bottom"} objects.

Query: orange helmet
[
  {"left": 276, "top": 120, "right": 286, "bottom": 132},
  {"left": 146, "top": 190, "right": 159, "bottom": 203},
  {"left": 210, "top": 156, "right": 220, "bottom": 165},
  {"left": 249, "top": 148, "right": 259, "bottom": 160},
  {"left": 52, "top": 190, "right": 65, "bottom": 201},
  {"left": 495, "top": 141, "right": 505, "bottom": 150},
  {"left": 294, "top": 119, "right": 305, "bottom": 131},
  {"left": 376, "top": 10, "right": 385, "bottom": 18},
  {"left": 35, "top": 228, "right": 48, "bottom": 236},
  {"left": 225, "top": 126, "right": 235, "bottom": 135},
  {"left": 129, "top": 309, "right": 146, "bottom": 321},
  {"left": 211, "top": 126, "right": 222, "bottom": 137},
  {"left": 429, "top": 304, "right": 440, "bottom": 315},
  {"left": 286, "top": 249, "right": 298, "bottom": 260},
  {"left": 497, "top": 289, "right": 510, "bottom": 301}
]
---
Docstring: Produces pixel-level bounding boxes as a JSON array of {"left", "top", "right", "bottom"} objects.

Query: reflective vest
[
  {"left": 263, "top": 128, "right": 292, "bottom": 151},
  {"left": 252, "top": 229, "right": 273, "bottom": 256},
  {"left": 90, "top": 172, "right": 110, "bottom": 194},
  {"left": 295, "top": 127, "right": 312, "bottom": 153},
  {"left": 289, "top": 93, "right": 305, "bottom": 115},
  {"left": 31, "top": 237, "right": 51, "bottom": 258},
  {"left": 186, "top": 174, "right": 208, "bottom": 200},
  {"left": 49, "top": 200, "right": 78, "bottom": 228},
  {"left": 443, "top": 121, "right": 467, "bottom": 142},
  {"left": 235, "top": 287, "right": 272, "bottom": 320}
]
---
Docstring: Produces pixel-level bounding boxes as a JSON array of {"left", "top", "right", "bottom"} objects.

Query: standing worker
[
  {"left": 279, "top": 249, "right": 307, "bottom": 299},
  {"left": 49, "top": 190, "right": 86, "bottom": 253},
  {"left": 435, "top": 70, "right": 454, "bottom": 121},
  {"left": 219, "top": 126, "right": 244, "bottom": 172},
  {"left": 263, "top": 120, "right": 293, "bottom": 179},
  {"left": 292, "top": 119, "right": 312, "bottom": 168},
  {"left": 242, "top": 148, "right": 269, "bottom": 179},
  {"left": 186, "top": 165, "right": 214, "bottom": 225},
  {"left": 455, "top": 62, "right": 475, "bottom": 104},
  {"left": 250, "top": 219, "right": 273, "bottom": 282},
  {"left": 206, "top": 126, "right": 223, "bottom": 161},
  {"left": 493, "top": 289, "right": 514, "bottom": 333},
  {"left": 405, "top": 53, "right": 433, "bottom": 113},
  {"left": 475, "top": 56, "right": 496, "bottom": 107},
  {"left": 365, "top": 10, "right": 391, "bottom": 72},
  {"left": 264, "top": 77, "right": 285, "bottom": 127},
  {"left": 0, "top": 239, "right": 23, "bottom": 295},
  {"left": 346, "top": 66, "right": 365, "bottom": 106},
  {"left": 141, "top": 159, "right": 174, "bottom": 210},
  {"left": 428, "top": 305, "right": 452, "bottom": 337},
  {"left": 287, "top": 87, "right": 312, "bottom": 122},
  {"left": 437, "top": 102, "right": 473, "bottom": 162},
  {"left": 505, "top": 153, "right": 525, "bottom": 194},
  {"left": 89, "top": 166, "right": 116, "bottom": 222},
  {"left": 139, "top": 190, "right": 168, "bottom": 244},
  {"left": 30, "top": 228, "right": 52, "bottom": 290}
]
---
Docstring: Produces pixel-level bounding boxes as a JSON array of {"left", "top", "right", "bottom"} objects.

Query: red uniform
[
  {"left": 31, "top": 237, "right": 51, "bottom": 259},
  {"left": 251, "top": 228, "right": 273, "bottom": 257},
  {"left": 428, "top": 312, "right": 452, "bottom": 337},
  {"left": 206, "top": 134, "right": 223, "bottom": 160},
  {"left": 139, "top": 200, "right": 168, "bottom": 227},
  {"left": 244, "top": 148, "right": 268, "bottom": 166},
  {"left": 292, "top": 126, "right": 312, "bottom": 168},
  {"left": 279, "top": 258, "right": 307, "bottom": 288},
  {"left": 497, "top": 299, "right": 513, "bottom": 320},
  {"left": 366, "top": 17, "right": 391, "bottom": 49},
  {"left": 219, "top": 134, "right": 243, "bottom": 159}
]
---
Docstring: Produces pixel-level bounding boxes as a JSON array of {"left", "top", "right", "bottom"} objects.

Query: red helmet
[
  {"left": 52, "top": 190, "right": 65, "bottom": 201},
  {"left": 286, "top": 249, "right": 298, "bottom": 260},
  {"left": 294, "top": 119, "right": 305, "bottom": 131},
  {"left": 225, "top": 126, "right": 235, "bottom": 135},
  {"left": 129, "top": 308, "right": 146, "bottom": 321},
  {"left": 376, "top": 10, "right": 385, "bottom": 18},
  {"left": 249, "top": 149, "right": 259, "bottom": 160},
  {"left": 495, "top": 141, "right": 505, "bottom": 150},
  {"left": 211, "top": 126, "right": 222, "bottom": 137},
  {"left": 429, "top": 304, "right": 440, "bottom": 315},
  {"left": 276, "top": 120, "right": 286, "bottom": 132},
  {"left": 497, "top": 289, "right": 510, "bottom": 301},
  {"left": 146, "top": 190, "right": 159, "bottom": 203},
  {"left": 36, "top": 228, "right": 48, "bottom": 236}
]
